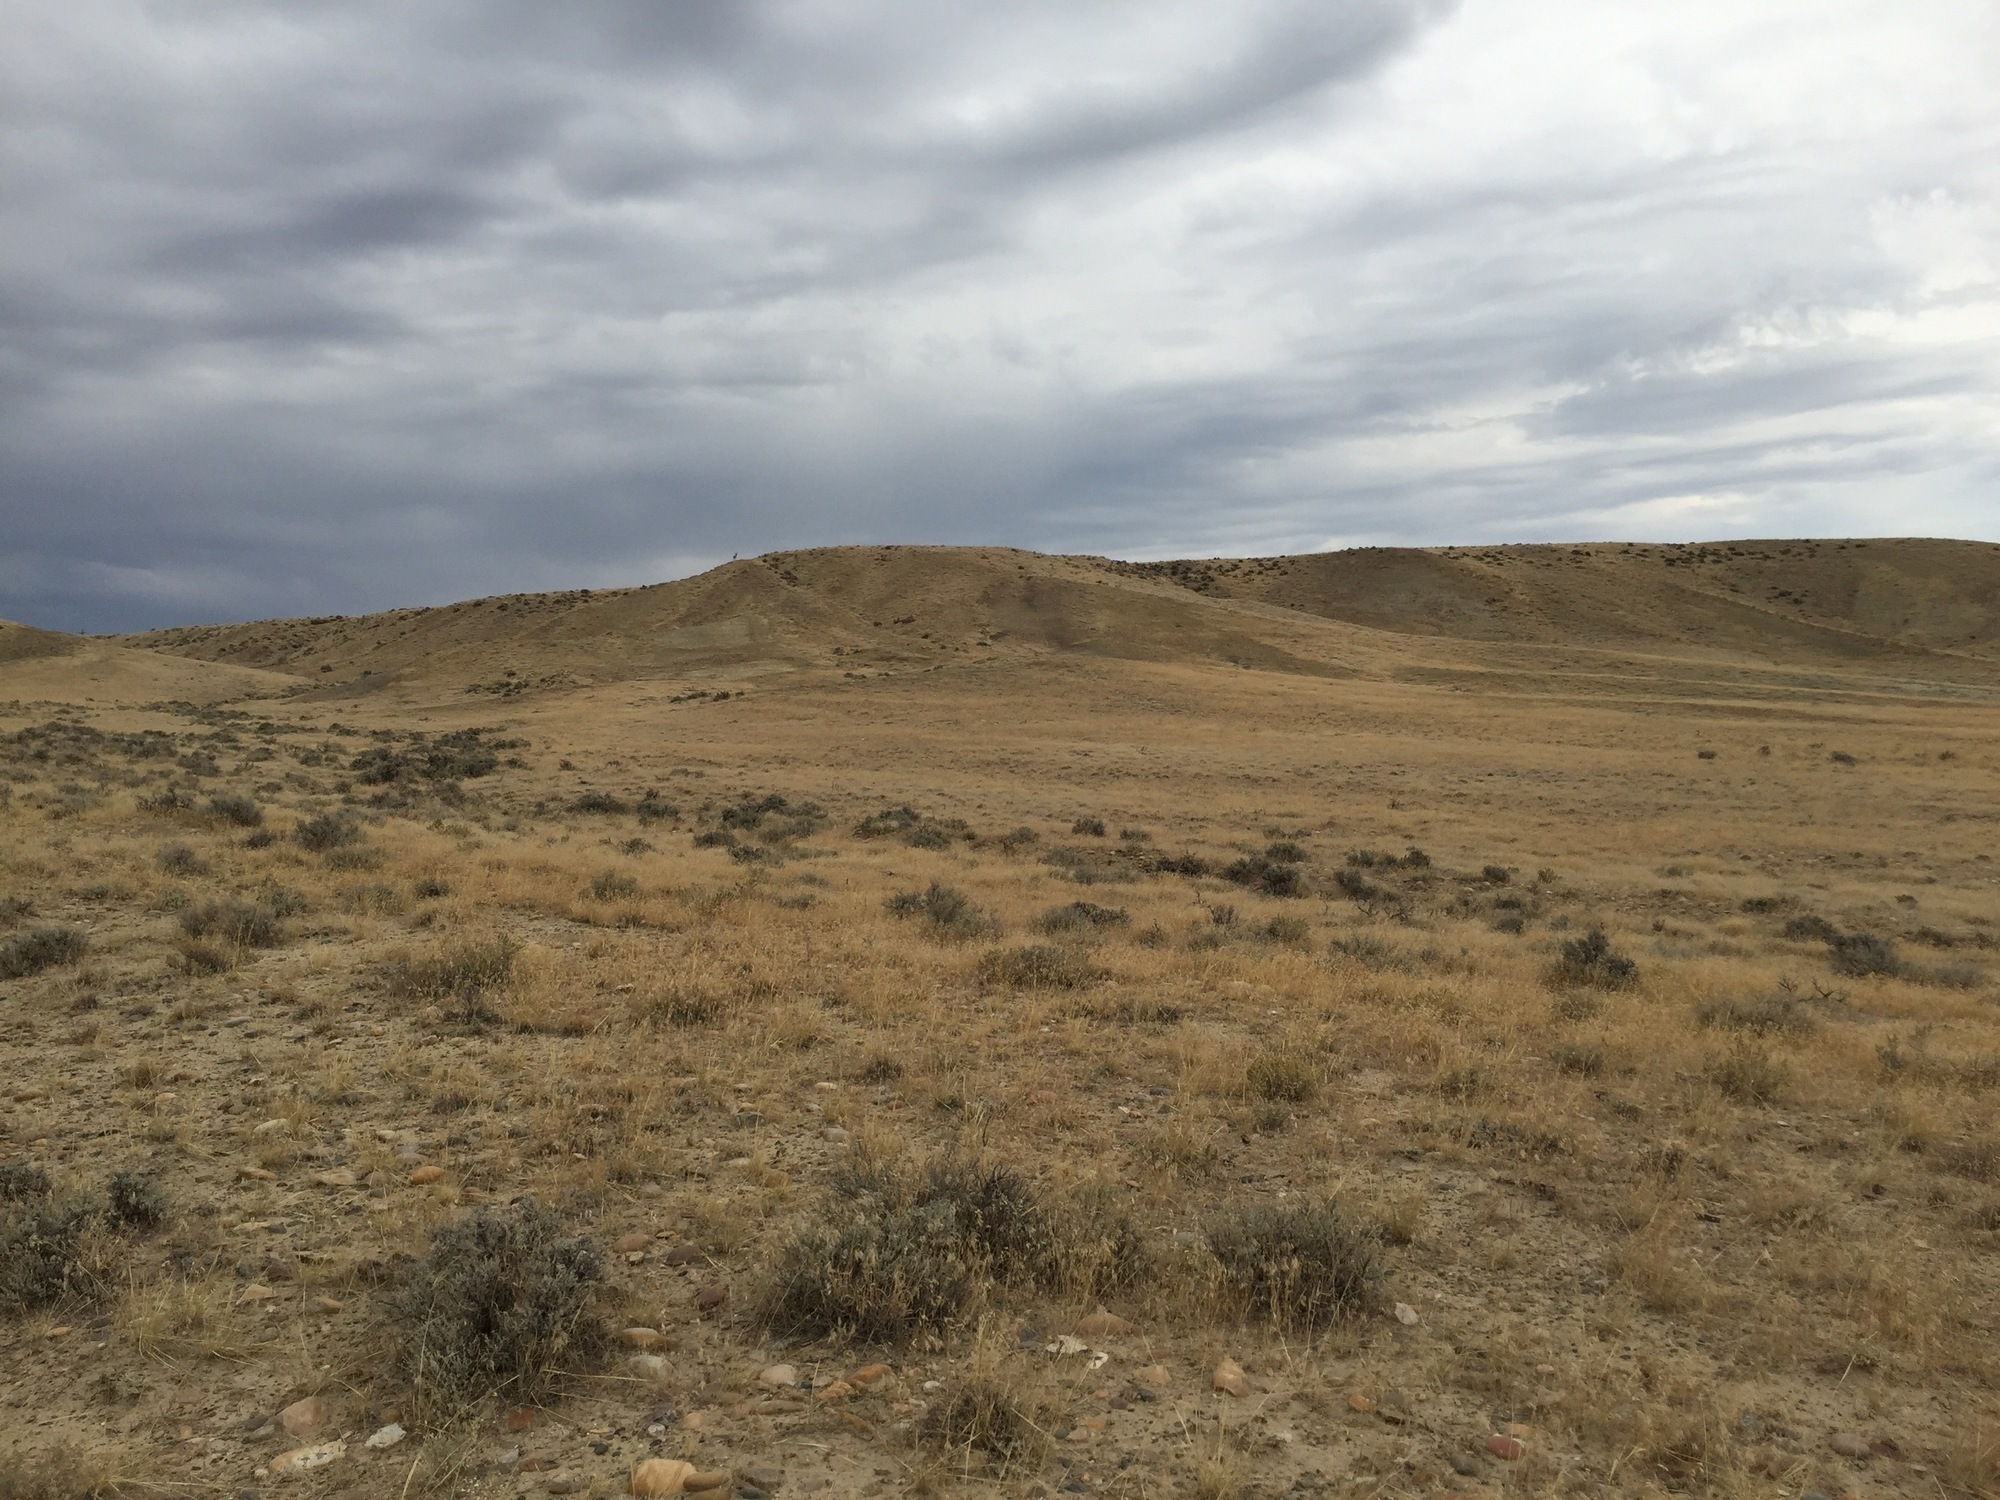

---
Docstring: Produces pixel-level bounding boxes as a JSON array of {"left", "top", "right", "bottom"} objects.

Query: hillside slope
[{"left": 108, "top": 537, "right": 2000, "bottom": 700}]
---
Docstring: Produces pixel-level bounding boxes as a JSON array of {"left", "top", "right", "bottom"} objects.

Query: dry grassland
[{"left": 3, "top": 562, "right": 2000, "bottom": 1500}]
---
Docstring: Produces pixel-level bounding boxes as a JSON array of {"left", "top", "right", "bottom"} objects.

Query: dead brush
[
  {"left": 1243, "top": 1043, "right": 1321, "bottom": 1104},
  {"left": 919, "top": 1369, "right": 1060, "bottom": 1469},
  {"left": 1552, "top": 927, "right": 1638, "bottom": 989},
  {"left": 1204, "top": 1199, "right": 1381, "bottom": 1334},
  {"left": 385, "top": 935, "right": 519, "bottom": 1025},
  {"left": 976, "top": 944, "right": 1101, "bottom": 991},
  {"left": 0, "top": 925, "right": 88, "bottom": 979},
  {"left": 885, "top": 880, "right": 999, "bottom": 940}
]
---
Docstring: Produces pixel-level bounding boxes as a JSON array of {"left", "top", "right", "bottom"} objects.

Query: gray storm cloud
[{"left": 2, "top": 0, "right": 1997, "bottom": 631}]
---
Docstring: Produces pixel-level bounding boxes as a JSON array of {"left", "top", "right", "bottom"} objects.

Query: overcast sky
[{"left": 4, "top": 1, "right": 1998, "bottom": 632}]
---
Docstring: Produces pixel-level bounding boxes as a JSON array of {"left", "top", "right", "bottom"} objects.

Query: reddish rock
[{"left": 1486, "top": 1433, "right": 1526, "bottom": 1460}]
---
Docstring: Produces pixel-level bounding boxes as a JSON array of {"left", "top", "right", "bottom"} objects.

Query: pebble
[
  {"left": 278, "top": 1395, "right": 332, "bottom": 1437},
  {"left": 614, "top": 1231, "right": 652, "bottom": 1253},
  {"left": 628, "top": 1354, "right": 671, "bottom": 1381},
  {"left": 409, "top": 1164, "right": 445, "bottom": 1185},
  {"left": 363, "top": 1424, "right": 406, "bottom": 1451},
  {"left": 1077, "top": 1309, "right": 1137, "bottom": 1337},
  {"left": 1449, "top": 1455, "right": 1479, "bottom": 1477},
  {"left": 759, "top": 1364, "right": 798, "bottom": 1388},
  {"left": 1393, "top": 1302, "right": 1420, "bottom": 1326},
  {"left": 694, "top": 1286, "right": 728, "bottom": 1311},
  {"left": 1830, "top": 1433, "right": 1872, "bottom": 1460},
  {"left": 1485, "top": 1434, "right": 1525, "bottom": 1461},
  {"left": 545, "top": 1477, "right": 583, "bottom": 1495},
  {"left": 269, "top": 1440, "right": 344, "bottom": 1475},
  {"left": 1211, "top": 1359, "right": 1251, "bottom": 1398},
  {"left": 630, "top": 1458, "right": 698, "bottom": 1496}
]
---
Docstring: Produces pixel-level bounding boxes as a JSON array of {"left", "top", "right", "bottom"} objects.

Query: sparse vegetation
[
  {"left": 977, "top": 943, "right": 1101, "bottom": 990},
  {"left": 1554, "top": 926, "right": 1637, "bottom": 988}
]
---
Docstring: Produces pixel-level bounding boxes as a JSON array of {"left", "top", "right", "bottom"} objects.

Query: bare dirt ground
[{"left": 3, "top": 543, "right": 1999, "bottom": 1500}]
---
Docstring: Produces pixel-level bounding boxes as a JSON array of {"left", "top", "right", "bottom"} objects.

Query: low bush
[
  {"left": 1828, "top": 931, "right": 1901, "bottom": 978},
  {"left": 155, "top": 843, "right": 207, "bottom": 876},
  {"left": 293, "top": 813, "right": 358, "bottom": 852},
  {"left": 0, "top": 1160, "right": 52, "bottom": 1201},
  {"left": 1782, "top": 914, "right": 1839, "bottom": 942},
  {"left": 977, "top": 944, "right": 1101, "bottom": 990},
  {"left": 570, "top": 792, "right": 628, "bottom": 815},
  {"left": 388, "top": 1200, "right": 606, "bottom": 1419},
  {"left": 386, "top": 936, "right": 519, "bottom": 1024},
  {"left": 1709, "top": 1043, "right": 1786, "bottom": 1104},
  {"left": 205, "top": 793, "right": 264, "bottom": 827},
  {"left": 588, "top": 870, "right": 638, "bottom": 901},
  {"left": 1697, "top": 996, "right": 1814, "bottom": 1036},
  {"left": 1031, "top": 901, "right": 1129, "bottom": 936},
  {"left": 1071, "top": 817, "right": 1107, "bottom": 837},
  {"left": 1553, "top": 927, "right": 1638, "bottom": 989},
  {"left": 0, "top": 926, "right": 88, "bottom": 980},
  {"left": 1223, "top": 853, "right": 1303, "bottom": 898},
  {"left": 1205, "top": 1200, "right": 1381, "bottom": 1333},
  {"left": 179, "top": 900, "right": 282, "bottom": 948},
  {"left": 107, "top": 1170, "right": 167, "bottom": 1230},
  {"left": 920, "top": 1375, "right": 1057, "bottom": 1464},
  {"left": 886, "top": 881, "right": 999, "bottom": 939},
  {"left": 0, "top": 1192, "right": 109, "bottom": 1312},
  {"left": 759, "top": 1156, "right": 1143, "bottom": 1344},
  {"left": 1244, "top": 1046, "right": 1320, "bottom": 1104}
]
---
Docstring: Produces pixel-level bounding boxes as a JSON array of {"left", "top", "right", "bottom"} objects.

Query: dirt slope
[
  {"left": 106, "top": 537, "right": 2000, "bottom": 702},
  {"left": 0, "top": 619, "right": 297, "bottom": 706}
]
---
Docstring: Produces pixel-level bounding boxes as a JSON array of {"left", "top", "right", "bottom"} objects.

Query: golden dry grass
[{"left": 2, "top": 544, "right": 1998, "bottom": 1496}]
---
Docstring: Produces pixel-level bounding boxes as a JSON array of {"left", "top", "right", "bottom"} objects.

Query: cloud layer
[{"left": 4, "top": 0, "right": 1998, "bottom": 630}]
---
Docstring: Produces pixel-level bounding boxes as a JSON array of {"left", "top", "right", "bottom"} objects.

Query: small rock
[
  {"left": 628, "top": 1354, "right": 670, "bottom": 1381},
  {"left": 279, "top": 1395, "right": 332, "bottom": 1437},
  {"left": 545, "top": 1478, "right": 583, "bottom": 1496},
  {"left": 408, "top": 1165, "right": 445, "bottom": 1185},
  {"left": 1076, "top": 1309, "right": 1137, "bottom": 1337},
  {"left": 850, "top": 1363, "right": 891, "bottom": 1387},
  {"left": 1830, "top": 1433, "right": 1872, "bottom": 1460},
  {"left": 662, "top": 1244, "right": 704, "bottom": 1266},
  {"left": 1379, "top": 1387, "right": 1409, "bottom": 1424},
  {"left": 1449, "top": 1455, "right": 1479, "bottom": 1477},
  {"left": 1347, "top": 1392, "right": 1374, "bottom": 1413},
  {"left": 621, "top": 1327, "right": 670, "bottom": 1350},
  {"left": 363, "top": 1424, "right": 406, "bottom": 1451},
  {"left": 615, "top": 1231, "right": 652, "bottom": 1253},
  {"left": 685, "top": 1474, "right": 730, "bottom": 1494},
  {"left": 820, "top": 1126, "right": 849, "bottom": 1143},
  {"left": 1212, "top": 1358, "right": 1251, "bottom": 1398},
  {"left": 1485, "top": 1434, "right": 1525, "bottom": 1460},
  {"left": 630, "top": 1458, "right": 698, "bottom": 1496},
  {"left": 269, "top": 1440, "right": 345, "bottom": 1475},
  {"left": 1393, "top": 1302, "right": 1419, "bottom": 1326},
  {"left": 736, "top": 1465, "right": 783, "bottom": 1492},
  {"left": 694, "top": 1285, "right": 728, "bottom": 1311},
  {"left": 1135, "top": 1365, "right": 1171, "bottom": 1392},
  {"left": 759, "top": 1364, "right": 798, "bottom": 1388}
]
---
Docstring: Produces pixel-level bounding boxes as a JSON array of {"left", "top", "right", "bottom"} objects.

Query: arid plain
[{"left": 2, "top": 539, "right": 1998, "bottom": 1500}]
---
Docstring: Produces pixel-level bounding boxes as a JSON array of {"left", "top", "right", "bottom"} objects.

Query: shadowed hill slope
[{"left": 104, "top": 537, "right": 2000, "bottom": 701}]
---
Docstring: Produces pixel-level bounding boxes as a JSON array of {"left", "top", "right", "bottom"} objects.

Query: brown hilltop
[{"left": 65, "top": 536, "right": 2000, "bottom": 705}]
